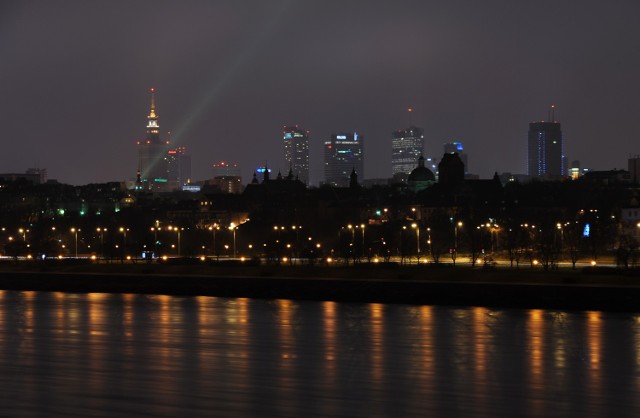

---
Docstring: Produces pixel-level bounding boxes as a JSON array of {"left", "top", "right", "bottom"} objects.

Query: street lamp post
[
  {"left": 292, "top": 225, "right": 301, "bottom": 246},
  {"left": 70, "top": 228, "right": 79, "bottom": 258},
  {"left": 150, "top": 226, "right": 158, "bottom": 255},
  {"left": 556, "top": 222, "right": 564, "bottom": 255},
  {"left": 119, "top": 227, "right": 129, "bottom": 261},
  {"left": 209, "top": 224, "right": 219, "bottom": 258},
  {"left": 97, "top": 227, "right": 107, "bottom": 260},
  {"left": 454, "top": 221, "right": 463, "bottom": 250},
  {"left": 167, "top": 226, "right": 182, "bottom": 256},
  {"left": 229, "top": 223, "right": 237, "bottom": 258},
  {"left": 411, "top": 223, "right": 420, "bottom": 255},
  {"left": 453, "top": 221, "right": 463, "bottom": 266}
]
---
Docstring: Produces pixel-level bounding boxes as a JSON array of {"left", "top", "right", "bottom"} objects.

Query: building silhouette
[
  {"left": 444, "top": 141, "right": 468, "bottom": 174},
  {"left": 283, "top": 126, "right": 310, "bottom": 185},
  {"left": 392, "top": 127, "right": 424, "bottom": 179},
  {"left": 324, "top": 132, "right": 364, "bottom": 187},
  {"left": 528, "top": 106, "right": 564, "bottom": 178},
  {"left": 438, "top": 152, "right": 465, "bottom": 188},
  {"left": 136, "top": 88, "right": 169, "bottom": 191}
]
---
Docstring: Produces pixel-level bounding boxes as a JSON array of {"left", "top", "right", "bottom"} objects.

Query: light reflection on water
[{"left": 0, "top": 290, "right": 639, "bottom": 417}]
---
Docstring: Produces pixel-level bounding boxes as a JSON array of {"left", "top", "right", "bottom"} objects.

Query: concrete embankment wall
[{"left": 0, "top": 266, "right": 639, "bottom": 312}]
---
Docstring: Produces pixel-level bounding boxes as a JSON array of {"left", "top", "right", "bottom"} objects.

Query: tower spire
[{"left": 148, "top": 88, "right": 157, "bottom": 119}]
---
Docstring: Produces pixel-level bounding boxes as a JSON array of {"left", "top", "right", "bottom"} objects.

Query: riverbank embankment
[{"left": 0, "top": 262, "right": 639, "bottom": 312}]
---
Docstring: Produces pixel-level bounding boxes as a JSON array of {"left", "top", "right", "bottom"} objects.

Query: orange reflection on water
[
  {"left": 586, "top": 310, "right": 603, "bottom": 418},
  {"left": 419, "top": 306, "right": 434, "bottom": 370},
  {"left": 196, "top": 296, "right": 218, "bottom": 343},
  {"left": 528, "top": 309, "right": 545, "bottom": 417},
  {"left": 23, "top": 291, "right": 34, "bottom": 332},
  {"left": 88, "top": 293, "right": 108, "bottom": 336},
  {"left": 473, "top": 307, "right": 488, "bottom": 373},
  {"left": 323, "top": 301, "right": 337, "bottom": 363},
  {"left": 154, "top": 293, "right": 181, "bottom": 391},
  {"left": 529, "top": 309, "right": 544, "bottom": 378},
  {"left": 53, "top": 292, "right": 67, "bottom": 326},
  {"left": 237, "top": 297, "right": 249, "bottom": 324},
  {"left": 587, "top": 311, "right": 601, "bottom": 368},
  {"left": 276, "top": 299, "right": 297, "bottom": 415},
  {"left": 120, "top": 294, "right": 135, "bottom": 339},
  {"left": 552, "top": 313, "right": 567, "bottom": 370},
  {"left": 277, "top": 299, "right": 294, "bottom": 360},
  {"left": 635, "top": 316, "right": 640, "bottom": 367},
  {"left": 370, "top": 303, "right": 384, "bottom": 384}
]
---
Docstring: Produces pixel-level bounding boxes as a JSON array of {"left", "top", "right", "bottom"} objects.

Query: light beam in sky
[{"left": 168, "top": 1, "right": 294, "bottom": 147}]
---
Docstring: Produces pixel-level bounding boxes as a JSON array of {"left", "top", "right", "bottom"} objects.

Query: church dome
[
  {"left": 408, "top": 156, "right": 435, "bottom": 183},
  {"left": 408, "top": 156, "right": 435, "bottom": 193}
]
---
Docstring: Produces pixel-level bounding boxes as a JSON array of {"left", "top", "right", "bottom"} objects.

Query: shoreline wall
[{"left": 0, "top": 270, "right": 639, "bottom": 312}]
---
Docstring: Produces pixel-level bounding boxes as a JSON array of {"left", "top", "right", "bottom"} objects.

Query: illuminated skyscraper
[
  {"left": 392, "top": 126, "right": 424, "bottom": 177},
  {"left": 324, "top": 132, "right": 364, "bottom": 187},
  {"left": 528, "top": 106, "right": 564, "bottom": 177},
  {"left": 283, "top": 126, "right": 309, "bottom": 184},
  {"left": 166, "top": 146, "right": 191, "bottom": 190},
  {"left": 137, "top": 88, "right": 170, "bottom": 191}
]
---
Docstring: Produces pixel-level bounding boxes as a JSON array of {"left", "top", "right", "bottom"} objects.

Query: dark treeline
[{"left": 0, "top": 170, "right": 639, "bottom": 269}]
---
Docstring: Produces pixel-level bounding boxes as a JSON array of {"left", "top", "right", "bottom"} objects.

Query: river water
[{"left": 0, "top": 290, "right": 639, "bottom": 417}]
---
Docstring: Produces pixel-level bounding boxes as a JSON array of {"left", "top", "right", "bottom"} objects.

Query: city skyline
[{"left": 2, "top": 1, "right": 639, "bottom": 185}]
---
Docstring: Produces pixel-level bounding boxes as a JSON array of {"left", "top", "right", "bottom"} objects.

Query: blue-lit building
[
  {"left": 528, "top": 111, "right": 564, "bottom": 178},
  {"left": 324, "top": 132, "right": 364, "bottom": 187},
  {"left": 283, "top": 126, "right": 309, "bottom": 185}
]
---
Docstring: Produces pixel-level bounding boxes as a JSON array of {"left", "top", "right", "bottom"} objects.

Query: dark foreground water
[{"left": 0, "top": 291, "right": 639, "bottom": 417}]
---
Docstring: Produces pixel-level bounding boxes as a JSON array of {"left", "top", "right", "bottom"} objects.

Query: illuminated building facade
[
  {"left": 210, "top": 161, "right": 242, "bottom": 193},
  {"left": 283, "top": 126, "right": 310, "bottom": 184},
  {"left": 166, "top": 146, "right": 191, "bottom": 190},
  {"left": 137, "top": 88, "right": 170, "bottom": 191},
  {"left": 392, "top": 127, "right": 424, "bottom": 177},
  {"left": 444, "top": 141, "right": 468, "bottom": 174},
  {"left": 324, "top": 132, "right": 364, "bottom": 187},
  {"left": 528, "top": 108, "right": 564, "bottom": 177}
]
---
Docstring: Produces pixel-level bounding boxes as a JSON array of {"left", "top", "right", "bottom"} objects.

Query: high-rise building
[
  {"left": 527, "top": 106, "right": 564, "bottom": 178},
  {"left": 212, "top": 161, "right": 241, "bottom": 178},
  {"left": 324, "top": 132, "right": 364, "bottom": 187},
  {"left": 166, "top": 146, "right": 191, "bottom": 190},
  {"left": 283, "top": 126, "right": 310, "bottom": 184},
  {"left": 209, "top": 161, "right": 242, "bottom": 194},
  {"left": 443, "top": 141, "right": 468, "bottom": 174},
  {"left": 392, "top": 127, "right": 424, "bottom": 178},
  {"left": 137, "top": 88, "right": 170, "bottom": 191}
]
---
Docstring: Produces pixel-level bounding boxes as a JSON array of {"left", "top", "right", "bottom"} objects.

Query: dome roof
[
  {"left": 408, "top": 156, "right": 435, "bottom": 183},
  {"left": 408, "top": 166, "right": 435, "bottom": 182}
]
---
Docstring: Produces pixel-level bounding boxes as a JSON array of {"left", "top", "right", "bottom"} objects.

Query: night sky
[{"left": 2, "top": 0, "right": 639, "bottom": 185}]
